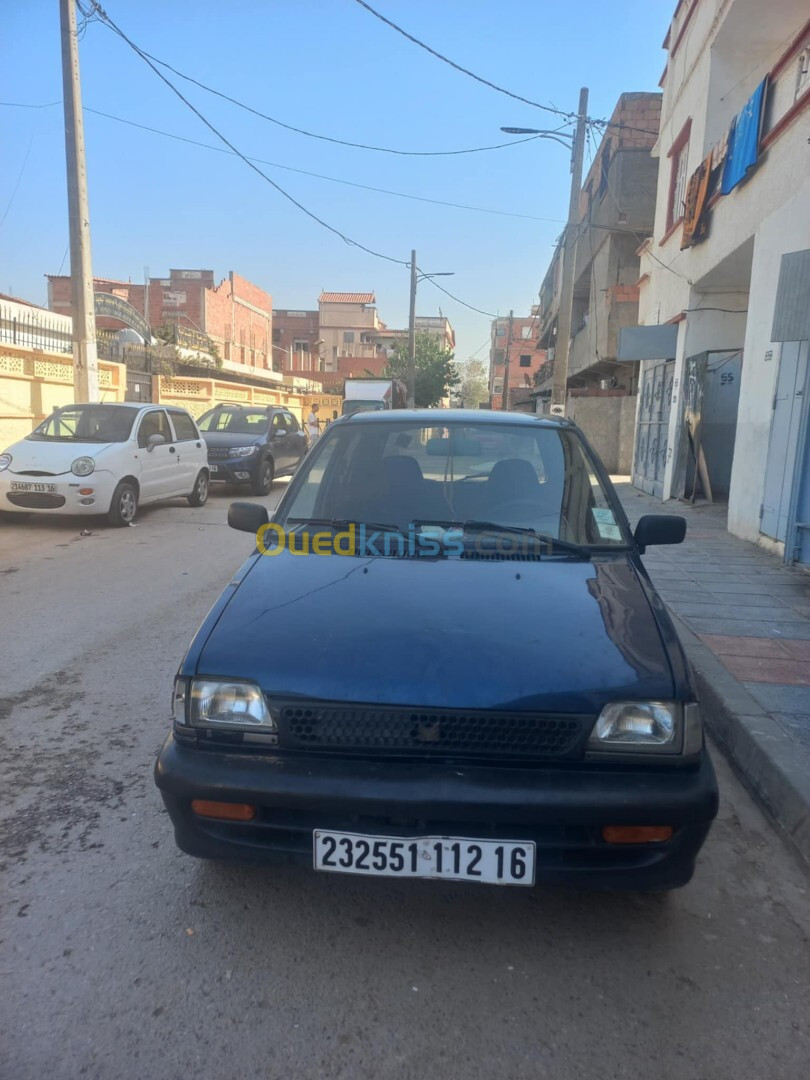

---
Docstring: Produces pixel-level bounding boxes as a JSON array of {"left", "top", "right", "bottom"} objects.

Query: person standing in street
[{"left": 306, "top": 403, "right": 321, "bottom": 444}]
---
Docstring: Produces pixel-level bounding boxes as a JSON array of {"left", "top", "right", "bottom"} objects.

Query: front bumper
[
  {"left": 155, "top": 734, "right": 719, "bottom": 890},
  {"left": 206, "top": 455, "right": 260, "bottom": 483},
  {"left": 0, "top": 472, "right": 117, "bottom": 514}
]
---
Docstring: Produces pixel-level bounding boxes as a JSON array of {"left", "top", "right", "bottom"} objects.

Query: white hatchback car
[{"left": 0, "top": 402, "right": 209, "bottom": 526}]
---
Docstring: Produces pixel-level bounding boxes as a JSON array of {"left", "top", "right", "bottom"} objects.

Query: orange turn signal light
[
  {"left": 191, "top": 799, "right": 256, "bottom": 821},
  {"left": 602, "top": 825, "right": 673, "bottom": 845},
  {"left": 79, "top": 488, "right": 94, "bottom": 495}
]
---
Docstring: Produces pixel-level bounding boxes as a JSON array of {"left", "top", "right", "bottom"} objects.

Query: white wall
[{"left": 728, "top": 186, "right": 810, "bottom": 541}]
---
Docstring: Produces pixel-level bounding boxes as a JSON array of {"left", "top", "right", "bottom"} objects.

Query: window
[
  {"left": 137, "top": 410, "right": 173, "bottom": 448},
  {"left": 343, "top": 331, "right": 355, "bottom": 345},
  {"left": 293, "top": 339, "right": 310, "bottom": 353},
  {"left": 495, "top": 326, "right": 506, "bottom": 338},
  {"left": 283, "top": 410, "right": 300, "bottom": 433},
  {"left": 279, "top": 420, "right": 631, "bottom": 547},
  {"left": 519, "top": 355, "right": 531, "bottom": 367},
  {"left": 271, "top": 412, "right": 288, "bottom": 435},
  {"left": 197, "top": 408, "right": 270, "bottom": 434},
  {"left": 599, "top": 145, "right": 611, "bottom": 200},
  {"left": 666, "top": 119, "right": 691, "bottom": 233},
  {"left": 29, "top": 404, "right": 138, "bottom": 443},
  {"left": 521, "top": 326, "right": 532, "bottom": 339},
  {"left": 169, "top": 410, "right": 199, "bottom": 441}
]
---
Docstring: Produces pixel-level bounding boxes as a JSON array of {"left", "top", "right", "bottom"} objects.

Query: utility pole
[
  {"left": 500, "top": 310, "right": 514, "bottom": 411},
  {"left": 550, "top": 86, "right": 588, "bottom": 416},
  {"left": 407, "top": 249, "right": 417, "bottom": 408},
  {"left": 60, "top": 0, "right": 99, "bottom": 401}
]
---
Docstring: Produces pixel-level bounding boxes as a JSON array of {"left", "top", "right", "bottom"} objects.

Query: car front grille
[
  {"left": 276, "top": 702, "right": 591, "bottom": 761},
  {"left": 17, "top": 470, "right": 57, "bottom": 476},
  {"left": 6, "top": 493, "right": 66, "bottom": 508},
  {"left": 207, "top": 448, "right": 231, "bottom": 460}
]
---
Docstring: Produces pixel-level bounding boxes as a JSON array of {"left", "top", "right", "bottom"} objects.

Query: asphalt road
[{"left": 1, "top": 486, "right": 809, "bottom": 1080}]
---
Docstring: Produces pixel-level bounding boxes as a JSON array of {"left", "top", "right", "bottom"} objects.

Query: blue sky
[{"left": 1, "top": 1, "right": 670, "bottom": 362}]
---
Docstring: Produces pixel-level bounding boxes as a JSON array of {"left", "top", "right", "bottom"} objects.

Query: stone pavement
[{"left": 614, "top": 481, "right": 810, "bottom": 866}]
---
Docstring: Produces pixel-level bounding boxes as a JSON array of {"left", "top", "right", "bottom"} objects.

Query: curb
[{"left": 671, "top": 613, "right": 810, "bottom": 869}]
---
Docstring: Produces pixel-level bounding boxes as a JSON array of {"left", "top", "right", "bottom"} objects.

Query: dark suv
[{"left": 196, "top": 404, "right": 308, "bottom": 495}]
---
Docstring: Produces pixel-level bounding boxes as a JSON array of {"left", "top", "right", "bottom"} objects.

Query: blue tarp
[{"left": 721, "top": 78, "right": 767, "bottom": 195}]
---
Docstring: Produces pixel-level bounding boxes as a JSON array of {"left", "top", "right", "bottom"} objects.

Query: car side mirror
[
  {"left": 634, "top": 514, "right": 686, "bottom": 553},
  {"left": 147, "top": 433, "right": 166, "bottom": 451},
  {"left": 274, "top": 428, "right": 287, "bottom": 438},
  {"left": 228, "top": 501, "right": 269, "bottom": 534}
]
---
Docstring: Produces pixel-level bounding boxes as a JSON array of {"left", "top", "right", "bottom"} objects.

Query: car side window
[
  {"left": 169, "top": 410, "right": 199, "bottom": 442},
  {"left": 283, "top": 411, "right": 300, "bottom": 433},
  {"left": 137, "top": 410, "right": 173, "bottom": 449},
  {"left": 271, "top": 413, "right": 287, "bottom": 435}
]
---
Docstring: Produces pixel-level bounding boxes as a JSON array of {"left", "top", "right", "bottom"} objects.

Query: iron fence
[{"left": 0, "top": 302, "right": 73, "bottom": 354}]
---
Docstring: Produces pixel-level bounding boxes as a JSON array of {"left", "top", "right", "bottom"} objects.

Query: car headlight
[
  {"left": 0, "top": 453, "right": 11, "bottom": 472},
  {"left": 176, "top": 677, "right": 276, "bottom": 731},
  {"left": 587, "top": 702, "right": 702, "bottom": 755},
  {"left": 230, "top": 446, "right": 259, "bottom": 457},
  {"left": 71, "top": 456, "right": 95, "bottom": 476}
]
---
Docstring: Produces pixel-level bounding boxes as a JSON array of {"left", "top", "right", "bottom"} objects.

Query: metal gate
[
  {"left": 125, "top": 370, "right": 152, "bottom": 402},
  {"left": 633, "top": 359, "right": 673, "bottom": 498}
]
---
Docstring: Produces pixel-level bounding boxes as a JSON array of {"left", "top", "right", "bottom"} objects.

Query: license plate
[
  {"left": 10, "top": 481, "right": 56, "bottom": 493},
  {"left": 209, "top": 464, "right": 219, "bottom": 473},
  {"left": 313, "top": 830, "right": 535, "bottom": 886}
]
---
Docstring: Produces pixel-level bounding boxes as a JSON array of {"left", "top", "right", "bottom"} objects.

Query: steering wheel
[{"left": 488, "top": 499, "right": 548, "bottom": 521}]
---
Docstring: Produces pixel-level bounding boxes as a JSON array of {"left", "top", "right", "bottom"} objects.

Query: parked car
[
  {"left": 196, "top": 404, "right": 308, "bottom": 495},
  {"left": 0, "top": 402, "right": 209, "bottom": 525},
  {"left": 155, "top": 409, "right": 718, "bottom": 891}
]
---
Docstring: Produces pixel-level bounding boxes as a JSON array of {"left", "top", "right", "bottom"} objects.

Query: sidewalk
[{"left": 613, "top": 481, "right": 810, "bottom": 867}]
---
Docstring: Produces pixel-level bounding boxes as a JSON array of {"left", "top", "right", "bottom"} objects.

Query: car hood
[
  {"left": 5, "top": 438, "right": 116, "bottom": 472},
  {"left": 197, "top": 551, "right": 675, "bottom": 713},
  {"left": 201, "top": 432, "right": 265, "bottom": 449}
]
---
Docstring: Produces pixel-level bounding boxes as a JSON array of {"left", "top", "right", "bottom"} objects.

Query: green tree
[
  {"left": 384, "top": 332, "right": 458, "bottom": 407},
  {"left": 454, "top": 358, "right": 490, "bottom": 409}
]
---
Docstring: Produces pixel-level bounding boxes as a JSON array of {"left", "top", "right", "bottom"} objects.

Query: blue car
[
  {"left": 155, "top": 410, "right": 718, "bottom": 891},
  {"left": 197, "top": 403, "right": 308, "bottom": 495}
]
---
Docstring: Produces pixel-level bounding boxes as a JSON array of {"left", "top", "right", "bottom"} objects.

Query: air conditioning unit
[{"left": 548, "top": 347, "right": 556, "bottom": 361}]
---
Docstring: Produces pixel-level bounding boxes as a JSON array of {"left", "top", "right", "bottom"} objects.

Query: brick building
[
  {"left": 47, "top": 268, "right": 274, "bottom": 377},
  {"left": 488, "top": 314, "right": 546, "bottom": 409},
  {"left": 272, "top": 308, "right": 321, "bottom": 373}
]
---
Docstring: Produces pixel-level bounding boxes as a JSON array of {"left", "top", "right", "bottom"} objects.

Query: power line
[
  {"left": 420, "top": 275, "right": 497, "bottom": 319},
  {"left": 352, "top": 0, "right": 660, "bottom": 139},
  {"left": 88, "top": 3, "right": 408, "bottom": 267},
  {"left": 82, "top": 106, "right": 566, "bottom": 224},
  {"left": 0, "top": 128, "right": 36, "bottom": 230},
  {"left": 82, "top": 22, "right": 548, "bottom": 158},
  {"left": 0, "top": 99, "right": 565, "bottom": 224}
]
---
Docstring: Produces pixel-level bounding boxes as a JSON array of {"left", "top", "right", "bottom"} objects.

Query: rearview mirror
[
  {"left": 147, "top": 433, "right": 166, "bottom": 451},
  {"left": 634, "top": 514, "right": 686, "bottom": 552},
  {"left": 228, "top": 501, "right": 269, "bottom": 534}
]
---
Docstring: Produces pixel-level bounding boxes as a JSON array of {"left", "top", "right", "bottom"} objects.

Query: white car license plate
[
  {"left": 313, "top": 830, "right": 535, "bottom": 886},
  {"left": 10, "top": 481, "right": 56, "bottom": 493},
  {"left": 209, "top": 464, "right": 219, "bottom": 473}
]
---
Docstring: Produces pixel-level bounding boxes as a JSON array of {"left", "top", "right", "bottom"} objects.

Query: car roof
[
  {"left": 340, "top": 408, "right": 574, "bottom": 427},
  {"left": 206, "top": 403, "right": 279, "bottom": 412}
]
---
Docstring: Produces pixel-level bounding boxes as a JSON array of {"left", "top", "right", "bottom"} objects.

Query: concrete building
[
  {"left": 534, "top": 93, "right": 661, "bottom": 400},
  {"left": 272, "top": 308, "right": 322, "bottom": 373},
  {"left": 488, "top": 314, "right": 546, "bottom": 409},
  {"left": 631, "top": 0, "right": 810, "bottom": 564},
  {"left": 47, "top": 269, "right": 275, "bottom": 380},
  {"left": 317, "top": 292, "right": 383, "bottom": 372}
]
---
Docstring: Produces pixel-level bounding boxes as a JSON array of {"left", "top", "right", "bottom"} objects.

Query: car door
[
  {"left": 269, "top": 411, "right": 293, "bottom": 472},
  {"left": 167, "top": 409, "right": 205, "bottom": 493},
  {"left": 282, "top": 410, "right": 307, "bottom": 469},
  {"left": 135, "top": 409, "right": 179, "bottom": 501}
]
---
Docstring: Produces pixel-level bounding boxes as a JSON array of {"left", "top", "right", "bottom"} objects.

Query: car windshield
[
  {"left": 279, "top": 419, "right": 631, "bottom": 548},
  {"left": 28, "top": 404, "right": 139, "bottom": 443},
  {"left": 197, "top": 409, "right": 271, "bottom": 435}
]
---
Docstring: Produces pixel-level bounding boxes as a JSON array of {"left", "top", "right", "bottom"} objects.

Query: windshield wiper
[
  {"left": 412, "top": 519, "right": 591, "bottom": 559},
  {"left": 286, "top": 517, "right": 406, "bottom": 535}
]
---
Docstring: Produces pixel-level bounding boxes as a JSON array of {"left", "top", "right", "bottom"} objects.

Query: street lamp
[
  {"left": 407, "top": 249, "right": 454, "bottom": 408},
  {"left": 500, "top": 126, "right": 575, "bottom": 151},
  {"left": 499, "top": 88, "right": 589, "bottom": 416}
]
